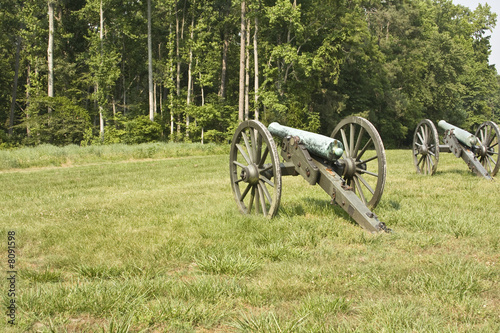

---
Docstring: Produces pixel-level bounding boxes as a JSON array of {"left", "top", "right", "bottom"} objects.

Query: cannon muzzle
[
  {"left": 437, "top": 120, "right": 478, "bottom": 147},
  {"left": 268, "top": 122, "right": 344, "bottom": 161}
]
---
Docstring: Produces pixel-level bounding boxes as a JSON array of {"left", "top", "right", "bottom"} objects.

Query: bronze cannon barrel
[
  {"left": 268, "top": 122, "right": 344, "bottom": 161},
  {"left": 437, "top": 120, "right": 478, "bottom": 147}
]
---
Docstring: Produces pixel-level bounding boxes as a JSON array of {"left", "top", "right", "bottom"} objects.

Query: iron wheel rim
[
  {"left": 475, "top": 121, "right": 500, "bottom": 177},
  {"left": 229, "top": 120, "right": 282, "bottom": 217},
  {"left": 413, "top": 119, "right": 439, "bottom": 175},
  {"left": 331, "top": 116, "right": 386, "bottom": 209}
]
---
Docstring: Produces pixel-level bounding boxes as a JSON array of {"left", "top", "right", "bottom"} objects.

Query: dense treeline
[{"left": 0, "top": 0, "right": 498, "bottom": 148}]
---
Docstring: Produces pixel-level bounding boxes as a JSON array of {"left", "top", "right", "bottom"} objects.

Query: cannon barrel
[
  {"left": 438, "top": 120, "right": 478, "bottom": 147},
  {"left": 268, "top": 122, "right": 344, "bottom": 161}
]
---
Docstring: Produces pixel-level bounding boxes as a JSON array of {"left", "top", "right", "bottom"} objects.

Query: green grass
[{"left": 0, "top": 146, "right": 499, "bottom": 332}]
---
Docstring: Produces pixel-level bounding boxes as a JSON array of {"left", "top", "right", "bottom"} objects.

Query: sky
[{"left": 452, "top": 0, "right": 500, "bottom": 71}]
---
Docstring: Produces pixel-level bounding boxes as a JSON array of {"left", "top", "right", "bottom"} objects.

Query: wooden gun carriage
[
  {"left": 229, "top": 117, "right": 389, "bottom": 233},
  {"left": 412, "top": 119, "right": 499, "bottom": 180}
]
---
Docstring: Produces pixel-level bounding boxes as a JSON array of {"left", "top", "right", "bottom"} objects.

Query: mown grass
[
  {"left": 0, "top": 142, "right": 228, "bottom": 170},
  {"left": 0, "top": 145, "right": 499, "bottom": 332}
]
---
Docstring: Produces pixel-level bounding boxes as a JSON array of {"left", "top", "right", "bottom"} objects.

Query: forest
[{"left": 0, "top": 0, "right": 499, "bottom": 148}]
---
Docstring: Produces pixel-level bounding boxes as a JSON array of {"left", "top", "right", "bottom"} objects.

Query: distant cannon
[
  {"left": 229, "top": 116, "right": 389, "bottom": 233},
  {"left": 412, "top": 119, "right": 500, "bottom": 180}
]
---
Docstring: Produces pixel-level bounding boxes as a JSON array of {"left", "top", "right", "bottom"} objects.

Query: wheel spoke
[
  {"left": 356, "top": 138, "right": 373, "bottom": 160},
  {"left": 260, "top": 175, "right": 275, "bottom": 188},
  {"left": 354, "top": 176, "right": 367, "bottom": 205},
  {"left": 417, "top": 154, "right": 425, "bottom": 169},
  {"left": 259, "top": 181, "right": 273, "bottom": 205},
  {"left": 356, "top": 168, "right": 378, "bottom": 178},
  {"left": 357, "top": 174, "right": 375, "bottom": 195},
  {"left": 241, "top": 132, "right": 254, "bottom": 164},
  {"left": 349, "top": 123, "right": 355, "bottom": 157},
  {"left": 341, "top": 128, "right": 350, "bottom": 158},
  {"left": 258, "top": 145, "right": 269, "bottom": 167},
  {"left": 353, "top": 127, "right": 365, "bottom": 158},
  {"left": 250, "top": 129, "right": 257, "bottom": 162},
  {"left": 240, "top": 183, "right": 252, "bottom": 201},
  {"left": 236, "top": 144, "right": 252, "bottom": 165},
  {"left": 233, "top": 160, "right": 247, "bottom": 169},
  {"left": 257, "top": 184, "right": 267, "bottom": 216},
  {"left": 357, "top": 155, "right": 378, "bottom": 165},
  {"left": 254, "top": 186, "right": 260, "bottom": 214},
  {"left": 416, "top": 131, "right": 425, "bottom": 145}
]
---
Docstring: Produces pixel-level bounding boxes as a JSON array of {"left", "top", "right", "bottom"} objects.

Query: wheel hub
[
  {"left": 343, "top": 157, "right": 357, "bottom": 179},
  {"left": 240, "top": 164, "right": 260, "bottom": 185},
  {"left": 476, "top": 144, "right": 487, "bottom": 158},
  {"left": 419, "top": 143, "right": 428, "bottom": 155}
]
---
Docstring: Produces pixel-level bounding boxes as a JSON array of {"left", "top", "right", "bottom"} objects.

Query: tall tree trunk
[
  {"left": 186, "top": 5, "right": 194, "bottom": 139},
  {"left": 26, "top": 65, "right": 31, "bottom": 137},
  {"left": 9, "top": 35, "right": 21, "bottom": 137},
  {"left": 219, "top": 36, "right": 228, "bottom": 99},
  {"left": 47, "top": 0, "right": 54, "bottom": 111},
  {"left": 238, "top": 1, "right": 246, "bottom": 121},
  {"left": 244, "top": 18, "right": 250, "bottom": 120},
  {"left": 253, "top": 13, "right": 259, "bottom": 121},
  {"left": 168, "top": 19, "right": 174, "bottom": 137},
  {"left": 122, "top": 40, "right": 127, "bottom": 115},
  {"left": 148, "top": 0, "right": 154, "bottom": 121},
  {"left": 199, "top": 71, "right": 204, "bottom": 144},
  {"left": 99, "top": 0, "right": 104, "bottom": 139},
  {"left": 175, "top": 1, "right": 183, "bottom": 136}
]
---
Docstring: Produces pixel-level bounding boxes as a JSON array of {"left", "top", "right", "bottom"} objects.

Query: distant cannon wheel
[
  {"left": 413, "top": 119, "right": 439, "bottom": 175},
  {"left": 230, "top": 120, "right": 282, "bottom": 217},
  {"left": 331, "top": 116, "right": 386, "bottom": 209},
  {"left": 475, "top": 121, "right": 500, "bottom": 177}
]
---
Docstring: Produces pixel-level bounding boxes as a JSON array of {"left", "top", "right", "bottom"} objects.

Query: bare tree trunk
[
  {"left": 9, "top": 35, "right": 21, "bottom": 137},
  {"left": 200, "top": 71, "right": 204, "bottom": 144},
  {"left": 219, "top": 37, "right": 228, "bottom": 99},
  {"left": 176, "top": 1, "right": 185, "bottom": 136},
  {"left": 253, "top": 12, "right": 259, "bottom": 121},
  {"left": 186, "top": 4, "right": 194, "bottom": 139},
  {"left": 238, "top": 1, "right": 246, "bottom": 121},
  {"left": 148, "top": 0, "right": 154, "bottom": 121},
  {"left": 47, "top": 0, "right": 54, "bottom": 111},
  {"left": 122, "top": 40, "right": 127, "bottom": 115},
  {"left": 26, "top": 65, "right": 31, "bottom": 137},
  {"left": 99, "top": 0, "right": 104, "bottom": 139},
  {"left": 244, "top": 18, "right": 250, "bottom": 120}
]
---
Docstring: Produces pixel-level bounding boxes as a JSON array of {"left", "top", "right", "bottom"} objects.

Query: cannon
[
  {"left": 229, "top": 116, "right": 389, "bottom": 233},
  {"left": 412, "top": 119, "right": 500, "bottom": 180}
]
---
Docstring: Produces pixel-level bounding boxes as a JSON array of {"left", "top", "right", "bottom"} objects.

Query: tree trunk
[
  {"left": 26, "top": 65, "right": 31, "bottom": 137},
  {"left": 148, "top": 0, "right": 154, "bottom": 121},
  {"left": 47, "top": 0, "right": 54, "bottom": 110},
  {"left": 186, "top": 5, "right": 194, "bottom": 139},
  {"left": 219, "top": 36, "right": 228, "bottom": 99},
  {"left": 9, "top": 35, "right": 21, "bottom": 137},
  {"left": 253, "top": 13, "right": 259, "bottom": 121},
  {"left": 99, "top": 0, "right": 104, "bottom": 139},
  {"left": 238, "top": 1, "right": 246, "bottom": 121},
  {"left": 244, "top": 18, "right": 250, "bottom": 120}
]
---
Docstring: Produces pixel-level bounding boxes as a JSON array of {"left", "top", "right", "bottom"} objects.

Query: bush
[
  {"left": 23, "top": 97, "right": 91, "bottom": 146},
  {"left": 123, "top": 116, "right": 162, "bottom": 144}
]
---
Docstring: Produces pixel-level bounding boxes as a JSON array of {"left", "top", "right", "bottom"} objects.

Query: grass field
[{"left": 1, "top": 144, "right": 499, "bottom": 332}]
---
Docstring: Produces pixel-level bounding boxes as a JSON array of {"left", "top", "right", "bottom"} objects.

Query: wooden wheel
[
  {"left": 331, "top": 116, "right": 386, "bottom": 209},
  {"left": 475, "top": 121, "right": 500, "bottom": 177},
  {"left": 230, "top": 120, "right": 282, "bottom": 217},
  {"left": 413, "top": 119, "right": 439, "bottom": 175}
]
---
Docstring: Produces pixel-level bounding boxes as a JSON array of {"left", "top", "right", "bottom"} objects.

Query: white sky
[{"left": 452, "top": 0, "right": 500, "bottom": 71}]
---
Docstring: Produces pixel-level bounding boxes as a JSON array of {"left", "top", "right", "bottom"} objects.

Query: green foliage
[
  {"left": 1, "top": 0, "right": 499, "bottom": 148},
  {"left": 123, "top": 115, "right": 162, "bottom": 144},
  {"left": 22, "top": 96, "right": 91, "bottom": 146}
]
